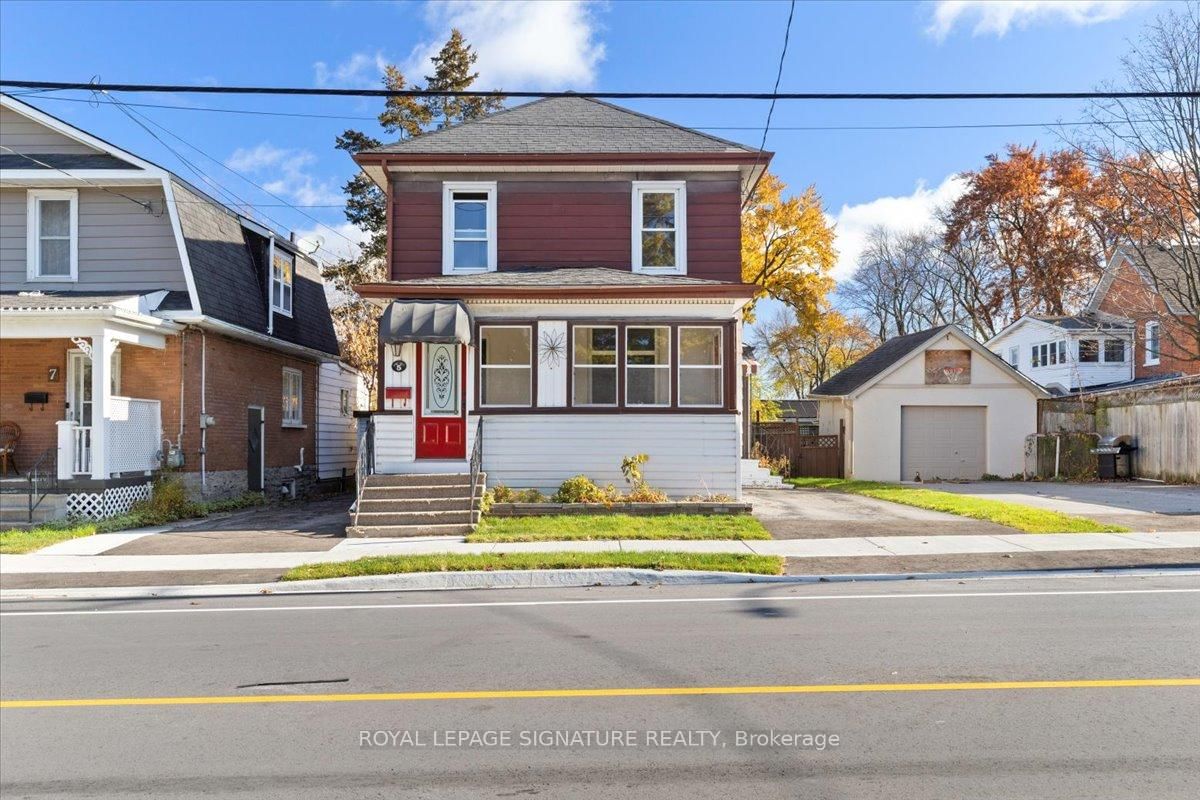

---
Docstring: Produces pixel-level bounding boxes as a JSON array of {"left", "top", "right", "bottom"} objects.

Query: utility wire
[
  {"left": 744, "top": 0, "right": 795, "bottom": 210},
  {"left": 2, "top": 79, "right": 1196, "bottom": 100},
  {"left": 0, "top": 145, "right": 162, "bottom": 215}
]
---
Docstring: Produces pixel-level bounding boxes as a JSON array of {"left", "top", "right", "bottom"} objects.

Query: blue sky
[{"left": 0, "top": 0, "right": 1159, "bottom": 287}]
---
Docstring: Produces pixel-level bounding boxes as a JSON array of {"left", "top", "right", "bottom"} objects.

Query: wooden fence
[
  {"left": 1038, "top": 375, "right": 1199, "bottom": 482},
  {"left": 751, "top": 421, "right": 844, "bottom": 479}
]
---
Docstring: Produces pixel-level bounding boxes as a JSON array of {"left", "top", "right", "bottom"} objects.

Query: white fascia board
[
  {"left": 159, "top": 178, "right": 203, "bottom": 314},
  {"left": 386, "top": 163, "right": 741, "bottom": 174},
  {"left": 0, "top": 170, "right": 162, "bottom": 186}
]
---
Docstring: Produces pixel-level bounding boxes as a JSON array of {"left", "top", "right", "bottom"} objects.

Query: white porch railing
[
  {"left": 105, "top": 397, "right": 163, "bottom": 475},
  {"left": 73, "top": 426, "right": 92, "bottom": 475}
]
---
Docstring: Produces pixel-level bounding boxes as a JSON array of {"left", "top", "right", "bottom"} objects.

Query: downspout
[{"left": 200, "top": 329, "right": 208, "bottom": 492}]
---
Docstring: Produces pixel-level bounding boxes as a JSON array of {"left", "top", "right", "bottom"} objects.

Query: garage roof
[{"left": 810, "top": 326, "right": 950, "bottom": 397}]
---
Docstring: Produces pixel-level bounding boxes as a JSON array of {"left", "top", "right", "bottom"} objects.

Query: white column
[
  {"left": 56, "top": 420, "right": 75, "bottom": 481},
  {"left": 89, "top": 330, "right": 116, "bottom": 480}
]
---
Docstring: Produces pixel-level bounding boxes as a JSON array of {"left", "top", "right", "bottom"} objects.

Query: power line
[
  {"left": 745, "top": 0, "right": 795, "bottom": 210},
  {"left": 3, "top": 79, "right": 1196, "bottom": 100},
  {"left": 16, "top": 93, "right": 1165, "bottom": 132},
  {"left": 0, "top": 145, "right": 163, "bottom": 216}
]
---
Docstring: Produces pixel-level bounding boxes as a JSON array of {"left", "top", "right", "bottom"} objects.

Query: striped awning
[{"left": 378, "top": 300, "right": 472, "bottom": 345}]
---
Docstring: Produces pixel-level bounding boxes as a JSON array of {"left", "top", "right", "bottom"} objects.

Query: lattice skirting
[{"left": 66, "top": 483, "right": 153, "bottom": 520}]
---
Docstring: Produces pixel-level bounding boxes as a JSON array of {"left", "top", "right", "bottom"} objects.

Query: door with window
[{"left": 416, "top": 343, "right": 466, "bottom": 459}]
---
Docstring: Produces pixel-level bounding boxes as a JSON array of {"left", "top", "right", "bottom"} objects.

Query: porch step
[
  {"left": 365, "top": 473, "right": 481, "bottom": 488},
  {"left": 358, "top": 497, "right": 475, "bottom": 513},
  {"left": 355, "top": 510, "right": 475, "bottom": 527},
  {"left": 360, "top": 484, "right": 482, "bottom": 500},
  {"left": 740, "top": 459, "right": 786, "bottom": 489},
  {"left": 347, "top": 523, "right": 475, "bottom": 538}
]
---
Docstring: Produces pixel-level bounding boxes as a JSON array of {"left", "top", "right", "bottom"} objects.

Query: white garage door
[{"left": 900, "top": 406, "right": 986, "bottom": 481}]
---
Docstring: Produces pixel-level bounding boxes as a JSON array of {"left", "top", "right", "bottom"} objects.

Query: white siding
[
  {"left": 373, "top": 413, "right": 415, "bottom": 472},
  {"left": 480, "top": 414, "right": 739, "bottom": 497},
  {"left": 989, "top": 321, "right": 1132, "bottom": 391},
  {"left": 317, "top": 363, "right": 364, "bottom": 480}
]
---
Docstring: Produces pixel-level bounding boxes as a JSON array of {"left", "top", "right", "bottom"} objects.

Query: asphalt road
[{"left": 2, "top": 575, "right": 1199, "bottom": 799}]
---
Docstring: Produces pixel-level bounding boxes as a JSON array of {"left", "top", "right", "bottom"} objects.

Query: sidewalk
[{"left": 3, "top": 529, "right": 1198, "bottom": 574}]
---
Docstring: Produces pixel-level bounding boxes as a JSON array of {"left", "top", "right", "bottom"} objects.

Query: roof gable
[
  {"left": 363, "top": 96, "right": 762, "bottom": 156},
  {"left": 0, "top": 95, "right": 155, "bottom": 172}
]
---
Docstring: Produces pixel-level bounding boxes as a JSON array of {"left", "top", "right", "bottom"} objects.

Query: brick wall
[
  {"left": 0, "top": 338, "right": 71, "bottom": 469},
  {"left": 1096, "top": 258, "right": 1199, "bottom": 378}
]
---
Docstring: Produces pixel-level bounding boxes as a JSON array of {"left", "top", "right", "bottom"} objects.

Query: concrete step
[
  {"left": 365, "top": 473, "right": 481, "bottom": 488},
  {"left": 355, "top": 510, "right": 474, "bottom": 527},
  {"left": 348, "top": 522, "right": 475, "bottom": 538},
  {"left": 359, "top": 484, "right": 482, "bottom": 500},
  {"left": 358, "top": 497, "right": 473, "bottom": 513}
]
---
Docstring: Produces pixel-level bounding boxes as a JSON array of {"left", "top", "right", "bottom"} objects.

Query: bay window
[
  {"left": 27, "top": 189, "right": 77, "bottom": 281},
  {"left": 678, "top": 327, "right": 723, "bottom": 407},
  {"left": 443, "top": 182, "right": 496, "bottom": 273},
  {"left": 632, "top": 181, "right": 686, "bottom": 274},
  {"left": 572, "top": 326, "right": 617, "bottom": 406},
  {"left": 479, "top": 326, "right": 532, "bottom": 407},
  {"left": 625, "top": 327, "right": 670, "bottom": 406}
]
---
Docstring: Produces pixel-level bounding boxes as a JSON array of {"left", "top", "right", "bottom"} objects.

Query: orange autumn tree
[
  {"left": 741, "top": 172, "right": 837, "bottom": 324},
  {"left": 943, "top": 144, "right": 1121, "bottom": 317}
]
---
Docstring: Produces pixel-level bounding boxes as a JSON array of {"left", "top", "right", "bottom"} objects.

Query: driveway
[
  {"left": 103, "top": 495, "right": 350, "bottom": 556},
  {"left": 931, "top": 482, "right": 1200, "bottom": 531},
  {"left": 748, "top": 488, "right": 1015, "bottom": 539}
]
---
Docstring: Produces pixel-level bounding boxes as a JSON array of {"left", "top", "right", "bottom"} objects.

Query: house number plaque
[{"left": 390, "top": 359, "right": 408, "bottom": 373}]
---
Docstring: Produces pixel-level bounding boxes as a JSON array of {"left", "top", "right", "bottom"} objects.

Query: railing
[
  {"left": 105, "top": 397, "right": 162, "bottom": 475},
  {"left": 468, "top": 417, "right": 484, "bottom": 525},
  {"left": 72, "top": 426, "right": 92, "bottom": 475},
  {"left": 25, "top": 446, "right": 58, "bottom": 524},
  {"left": 351, "top": 416, "right": 375, "bottom": 529}
]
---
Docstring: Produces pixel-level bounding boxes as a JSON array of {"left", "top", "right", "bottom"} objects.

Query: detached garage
[{"left": 811, "top": 325, "right": 1046, "bottom": 482}]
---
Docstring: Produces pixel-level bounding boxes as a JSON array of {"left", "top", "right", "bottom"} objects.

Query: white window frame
[
  {"left": 1007, "top": 346, "right": 1019, "bottom": 367},
  {"left": 271, "top": 249, "right": 294, "bottom": 317},
  {"left": 571, "top": 325, "right": 619, "bottom": 408},
  {"left": 282, "top": 367, "right": 304, "bottom": 427},
  {"left": 632, "top": 180, "right": 687, "bottom": 275},
  {"left": 625, "top": 325, "right": 672, "bottom": 407},
  {"left": 1145, "top": 321, "right": 1161, "bottom": 366},
  {"left": 442, "top": 181, "right": 497, "bottom": 274},
  {"left": 478, "top": 325, "right": 532, "bottom": 408},
  {"left": 26, "top": 189, "right": 78, "bottom": 282},
  {"left": 1102, "top": 338, "right": 1127, "bottom": 364},
  {"left": 339, "top": 388, "right": 352, "bottom": 416},
  {"left": 677, "top": 326, "right": 724, "bottom": 408}
]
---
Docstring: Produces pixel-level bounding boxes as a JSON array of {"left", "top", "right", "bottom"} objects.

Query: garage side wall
[{"left": 847, "top": 340, "right": 1038, "bottom": 482}]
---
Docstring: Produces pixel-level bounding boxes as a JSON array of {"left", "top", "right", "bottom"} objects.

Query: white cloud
[
  {"left": 405, "top": 0, "right": 606, "bottom": 89},
  {"left": 313, "top": 50, "right": 389, "bottom": 88},
  {"left": 926, "top": 0, "right": 1137, "bottom": 41},
  {"left": 225, "top": 142, "right": 344, "bottom": 209},
  {"left": 829, "top": 174, "right": 968, "bottom": 279}
]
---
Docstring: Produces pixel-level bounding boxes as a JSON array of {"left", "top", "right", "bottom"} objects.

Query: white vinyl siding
[
  {"left": 632, "top": 181, "right": 686, "bottom": 275},
  {"left": 317, "top": 363, "right": 366, "bottom": 480},
  {"left": 282, "top": 368, "right": 303, "bottom": 427},
  {"left": 442, "top": 182, "right": 497, "bottom": 274},
  {"left": 990, "top": 321, "right": 1133, "bottom": 391}
]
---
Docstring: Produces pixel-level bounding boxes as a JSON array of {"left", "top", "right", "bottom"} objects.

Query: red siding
[{"left": 388, "top": 176, "right": 742, "bottom": 282}]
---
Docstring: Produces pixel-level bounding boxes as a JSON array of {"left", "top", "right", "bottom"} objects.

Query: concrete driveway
[
  {"left": 930, "top": 482, "right": 1200, "bottom": 530},
  {"left": 748, "top": 488, "right": 1015, "bottom": 539}
]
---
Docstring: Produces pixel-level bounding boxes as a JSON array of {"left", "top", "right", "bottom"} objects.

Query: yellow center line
[{"left": 3, "top": 678, "right": 1199, "bottom": 709}]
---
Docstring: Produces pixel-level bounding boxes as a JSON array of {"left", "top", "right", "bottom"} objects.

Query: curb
[{"left": 3, "top": 565, "right": 1198, "bottom": 602}]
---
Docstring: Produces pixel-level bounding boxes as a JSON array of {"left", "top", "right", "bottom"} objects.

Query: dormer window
[
  {"left": 272, "top": 249, "right": 294, "bottom": 316},
  {"left": 27, "top": 189, "right": 78, "bottom": 281},
  {"left": 442, "top": 182, "right": 496, "bottom": 274},
  {"left": 632, "top": 181, "right": 687, "bottom": 274}
]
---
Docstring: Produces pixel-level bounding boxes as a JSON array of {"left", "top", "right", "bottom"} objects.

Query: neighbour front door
[
  {"left": 415, "top": 342, "right": 466, "bottom": 459},
  {"left": 66, "top": 351, "right": 93, "bottom": 426}
]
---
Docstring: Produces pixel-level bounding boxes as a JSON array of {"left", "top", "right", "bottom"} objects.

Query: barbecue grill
[{"left": 1090, "top": 435, "right": 1137, "bottom": 480}]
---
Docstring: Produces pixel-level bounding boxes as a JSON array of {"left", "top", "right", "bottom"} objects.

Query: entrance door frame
[{"left": 415, "top": 342, "right": 467, "bottom": 460}]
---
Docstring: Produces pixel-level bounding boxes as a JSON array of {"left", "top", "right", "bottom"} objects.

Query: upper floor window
[
  {"left": 271, "top": 249, "right": 294, "bottom": 316},
  {"left": 632, "top": 181, "right": 687, "bottom": 274},
  {"left": 443, "top": 182, "right": 496, "bottom": 274},
  {"left": 1145, "top": 321, "right": 1161, "bottom": 365},
  {"left": 1031, "top": 340, "right": 1066, "bottom": 368},
  {"left": 282, "top": 367, "right": 303, "bottom": 427},
  {"left": 27, "top": 189, "right": 78, "bottom": 281},
  {"left": 1007, "top": 346, "right": 1019, "bottom": 367}
]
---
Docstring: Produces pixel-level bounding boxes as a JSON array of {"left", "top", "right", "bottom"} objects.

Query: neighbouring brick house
[{"left": 0, "top": 93, "right": 340, "bottom": 519}]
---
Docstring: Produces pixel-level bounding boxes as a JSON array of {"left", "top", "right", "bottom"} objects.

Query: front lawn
[
  {"left": 0, "top": 522, "right": 99, "bottom": 555},
  {"left": 467, "top": 513, "right": 769, "bottom": 543},
  {"left": 786, "top": 478, "right": 1129, "bottom": 534},
  {"left": 282, "top": 551, "right": 784, "bottom": 581}
]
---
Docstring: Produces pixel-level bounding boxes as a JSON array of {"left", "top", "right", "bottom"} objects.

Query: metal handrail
[
  {"left": 351, "top": 417, "right": 374, "bottom": 530},
  {"left": 26, "top": 446, "right": 58, "bottom": 524},
  {"left": 468, "top": 417, "right": 484, "bottom": 525}
]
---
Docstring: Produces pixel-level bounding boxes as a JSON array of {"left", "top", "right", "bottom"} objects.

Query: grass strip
[
  {"left": 282, "top": 551, "right": 784, "bottom": 581},
  {"left": 468, "top": 513, "right": 769, "bottom": 543},
  {"left": 786, "top": 477, "right": 1129, "bottom": 534}
]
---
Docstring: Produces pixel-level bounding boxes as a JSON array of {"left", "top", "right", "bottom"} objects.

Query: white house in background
[
  {"left": 811, "top": 325, "right": 1047, "bottom": 482},
  {"left": 986, "top": 313, "right": 1133, "bottom": 394},
  {"left": 316, "top": 361, "right": 367, "bottom": 483}
]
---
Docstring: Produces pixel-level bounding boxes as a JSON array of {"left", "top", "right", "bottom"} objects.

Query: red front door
[{"left": 416, "top": 342, "right": 466, "bottom": 459}]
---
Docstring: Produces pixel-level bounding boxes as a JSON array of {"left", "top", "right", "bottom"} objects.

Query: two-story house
[
  {"left": 350, "top": 97, "right": 764, "bottom": 503},
  {"left": 0, "top": 93, "right": 340, "bottom": 520}
]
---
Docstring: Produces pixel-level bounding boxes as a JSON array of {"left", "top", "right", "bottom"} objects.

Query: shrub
[
  {"left": 625, "top": 483, "right": 668, "bottom": 503},
  {"left": 554, "top": 475, "right": 614, "bottom": 504},
  {"left": 514, "top": 488, "right": 547, "bottom": 503},
  {"left": 490, "top": 484, "right": 517, "bottom": 503},
  {"left": 620, "top": 454, "right": 649, "bottom": 487},
  {"left": 489, "top": 485, "right": 548, "bottom": 504},
  {"left": 128, "top": 476, "right": 202, "bottom": 525}
]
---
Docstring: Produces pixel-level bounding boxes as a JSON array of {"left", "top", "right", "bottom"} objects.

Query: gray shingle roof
[
  {"left": 0, "top": 152, "right": 139, "bottom": 170},
  {"left": 172, "top": 181, "right": 339, "bottom": 356},
  {"left": 775, "top": 399, "right": 819, "bottom": 419},
  {"left": 388, "top": 267, "right": 728, "bottom": 287},
  {"left": 366, "top": 96, "right": 760, "bottom": 155},
  {"left": 1031, "top": 313, "right": 1132, "bottom": 332},
  {"left": 810, "top": 327, "right": 950, "bottom": 397},
  {"left": 0, "top": 291, "right": 143, "bottom": 311}
]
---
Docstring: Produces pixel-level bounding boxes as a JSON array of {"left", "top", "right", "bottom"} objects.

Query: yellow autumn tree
[{"left": 741, "top": 172, "right": 837, "bottom": 323}]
